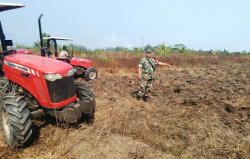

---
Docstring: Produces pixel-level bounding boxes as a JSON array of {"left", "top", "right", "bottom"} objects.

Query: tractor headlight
[
  {"left": 85, "top": 68, "right": 97, "bottom": 80},
  {"left": 67, "top": 69, "right": 76, "bottom": 77},
  {"left": 44, "top": 74, "right": 63, "bottom": 82},
  {"left": 88, "top": 71, "right": 97, "bottom": 80}
]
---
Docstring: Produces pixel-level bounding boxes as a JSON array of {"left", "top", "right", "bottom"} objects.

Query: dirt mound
[{"left": 0, "top": 62, "right": 250, "bottom": 159}]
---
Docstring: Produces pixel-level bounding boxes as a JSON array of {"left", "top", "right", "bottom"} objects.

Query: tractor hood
[
  {"left": 4, "top": 54, "right": 73, "bottom": 75},
  {"left": 70, "top": 57, "right": 93, "bottom": 68}
]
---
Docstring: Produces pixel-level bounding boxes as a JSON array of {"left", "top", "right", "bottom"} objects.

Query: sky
[{"left": 0, "top": 0, "right": 250, "bottom": 51}]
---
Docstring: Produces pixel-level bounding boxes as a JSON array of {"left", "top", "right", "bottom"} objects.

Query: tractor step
[
  {"left": 47, "top": 103, "right": 83, "bottom": 124},
  {"left": 47, "top": 101, "right": 92, "bottom": 124}
]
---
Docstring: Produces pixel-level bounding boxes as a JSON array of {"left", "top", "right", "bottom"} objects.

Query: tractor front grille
[{"left": 46, "top": 76, "right": 75, "bottom": 103}]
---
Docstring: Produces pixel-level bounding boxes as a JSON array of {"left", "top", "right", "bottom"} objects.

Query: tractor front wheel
[
  {"left": 75, "top": 83, "right": 96, "bottom": 122},
  {"left": 0, "top": 95, "right": 32, "bottom": 148}
]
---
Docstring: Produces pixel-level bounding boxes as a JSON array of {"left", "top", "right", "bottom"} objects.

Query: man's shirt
[
  {"left": 59, "top": 50, "right": 69, "bottom": 58},
  {"left": 138, "top": 57, "right": 159, "bottom": 76}
]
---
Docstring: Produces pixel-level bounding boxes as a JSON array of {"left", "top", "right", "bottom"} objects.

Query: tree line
[{"left": 13, "top": 34, "right": 250, "bottom": 55}]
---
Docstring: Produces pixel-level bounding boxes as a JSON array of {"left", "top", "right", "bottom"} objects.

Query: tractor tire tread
[
  {"left": 75, "top": 83, "right": 96, "bottom": 120},
  {"left": 1, "top": 94, "right": 32, "bottom": 148}
]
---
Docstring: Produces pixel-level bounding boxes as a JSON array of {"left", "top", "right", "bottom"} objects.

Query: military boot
[{"left": 143, "top": 95, "right": 150, "bottom": 102}]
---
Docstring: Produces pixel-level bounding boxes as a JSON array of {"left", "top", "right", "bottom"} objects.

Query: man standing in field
[{"left": 137, "top": 49, "right": 171, "bottom": 101}]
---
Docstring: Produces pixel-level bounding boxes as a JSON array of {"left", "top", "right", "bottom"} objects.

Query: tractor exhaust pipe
[
  {"left": 38, "top": 14, "right": 43, "bottom": 48},
  {"left": 0, "top": 21, "right": 7, "bottom": 52},
  {"left": 38, "top": 14, "right": 46, "bottom": 56}
]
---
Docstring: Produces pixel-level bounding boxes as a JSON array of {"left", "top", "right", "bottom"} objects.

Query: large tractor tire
[
  {"left": 0, "top": 95, "right": 32, "bottom": 148},
  {"left": 0, "top": 78, "right": 8, "bottom": 93},
  {"left": 75, "top": 83, "right": 96, "bottom": 122}
]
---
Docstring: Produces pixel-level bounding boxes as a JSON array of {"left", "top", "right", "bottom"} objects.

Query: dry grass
[{"left": 80, "top": 52, "right": 250, "bottom": 69}]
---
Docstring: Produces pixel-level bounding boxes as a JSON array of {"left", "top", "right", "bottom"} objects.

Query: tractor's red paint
[
  {"left": 3, "top": 54, "right": 77, "bottom": 109},
  {"left": 16, "top": 49, "right": 33, "bottom": 55},
  {"left": 70, "top": 57, "right": 93, "bottom": 68}
]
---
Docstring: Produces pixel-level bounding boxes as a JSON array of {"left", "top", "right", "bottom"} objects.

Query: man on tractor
[
  {"left": 38, "top": 15, "right": 98, "bottom": 81},
  {"left": 137, "top": 49, "right": 171, "bottom": 101},
  {"left": 59, "top": 45, "right": 70, "bottom": 59}
]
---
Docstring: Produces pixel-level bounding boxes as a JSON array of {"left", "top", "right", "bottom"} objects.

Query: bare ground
[{"left": 0, "top": 62, "right": 250, "bottom": 159}]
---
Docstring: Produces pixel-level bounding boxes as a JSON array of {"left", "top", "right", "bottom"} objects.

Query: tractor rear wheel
[
  {"left": 0, "top": 94, "right": 32, "bottom": 148},
  {"left": 75, "top": 83, "right": 96, "bottom": 122}
]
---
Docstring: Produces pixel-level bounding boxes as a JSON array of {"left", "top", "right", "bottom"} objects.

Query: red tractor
[
  {"left": 0, "top": 3, "right": 96, "bottom": 148},
  {"left": 38, "top": 14, "right": 98, "bottom": 81}
]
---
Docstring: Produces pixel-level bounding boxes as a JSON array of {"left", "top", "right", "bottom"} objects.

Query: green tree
[
  {"left": 114, "top": 46, "right": 129, "bottom": 52},
  {"left": 155, "top": 43, "right": 171, "bottom": 55},
  {"left": 132, "top": 47, "right": 143, "bottom": 54},
  {"left": 174, "top": 44, "right": 186, "bottom": 53}
]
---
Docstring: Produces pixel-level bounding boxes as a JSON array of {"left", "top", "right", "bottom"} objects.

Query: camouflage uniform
[{"left": 137, "top": 57, "right": 158, "bottom": 98}]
